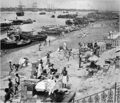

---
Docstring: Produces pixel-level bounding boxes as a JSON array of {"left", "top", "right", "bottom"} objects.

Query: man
[
  {"left": 93, "top": 42, "right": 100, "bottom": 57},
  {"left": 48, "top": 39, "right": 51, "bottom": 46},
  {"left": 39, "top": 43, "right": 41, "bottom": 51},
  {"left": 9, "top": 61, "right": 13, "bottom": 75},
  {"left": 44, "top": 39, "right": 47, "bottom": 46},
  {"left": 48, "top": 77, "right": 56, "bottom": 95},
  {"left": 4, "top": 88, "right": 11, "bottom": 103},
  {"left": 63, "top": 41, "right": 67, "bottom": 50},
  {"left": 50, "top": 64, "right": 57, "bottom": 75},
  {"left": 47, "top": 53, "right": 50, "bottom": 64},
  {"left": 37, "top": 62, "right": 43, "bottom": 79},
  {"left": 67, "top": 49, "right": 72, "bottom": 61},
  {"left": 40, "top": 59, "right": 43, "bottom": 70},
  {"left": 14, "top": 74, "right": 20, "bottom": 94},
  {"left": 61, "top": 67, "right": 68, "bottom": 88},
  {"left": 79, "top": 52, "right": 82, "bottom": 68},
  {"left": 13, "top": 64, "right": 20, "bottom": 72},
  {"left": 8, "top": 78, "right": 14, "bottom": 98}
]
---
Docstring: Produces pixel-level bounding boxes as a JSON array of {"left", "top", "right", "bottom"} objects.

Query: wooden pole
[
  {"left": 114, "top": 82, "right": 117, "bottom": 103},
  {"left": 78, "top": 43, "right": 81, "bottom": 68}
]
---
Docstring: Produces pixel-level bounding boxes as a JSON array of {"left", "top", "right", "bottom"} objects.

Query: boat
[
  {"left": 0, "top": 21, "right": 12, "bottom": 31},
  {"left": 16, "top": 1, "right": 25, "bottom": 16},
  {"left": 51, "top": 15, "right": 55, "bottom": 18},
  {"left": 39, "top": 12, "right": 46, "bottom": 15},
  {"left": 1, "top": 38, "right": 31, "bottom": 50},
  {"left": 20, "top": 31, "right": 47, "bottom": 41},
  {"left": 40, "top": 30, "right": 62, "bottom": 36},
  {"left": 11, "top": 19, "right": 24, "bottom": 25},
  {"left": 11, "top": 19, "right": 33, "bottom": 25},
  {"left": 16, "top": 11, "right": 24, "bottom": 16}
]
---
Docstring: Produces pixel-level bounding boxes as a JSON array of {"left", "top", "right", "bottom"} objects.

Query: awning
[{"left": 88, "top": 55, "right": 99, "bottom": 61}]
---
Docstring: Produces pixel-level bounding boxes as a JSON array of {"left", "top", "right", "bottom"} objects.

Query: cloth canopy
[
  {"left": 88, "top": 55, "right": 99, "bottom": 61},
  {"left": 35, "top": 81, "right": 47, "bottom": 91},
  {"left": 84, "top": 51, "right": 93, "bottom": 57},
  {"left": 19, "top": 57, "right": 26, "bottom": 66},
  {"left": 35, "top": 79, "right": 56, "bottom": 92}
]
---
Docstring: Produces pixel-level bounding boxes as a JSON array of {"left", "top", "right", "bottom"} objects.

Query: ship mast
[
  {"left": 18, "top": 1, "right": 24, "bottom": 11},
  {"left": 32, "top": 2, "right": 38, "bottom": 11}
]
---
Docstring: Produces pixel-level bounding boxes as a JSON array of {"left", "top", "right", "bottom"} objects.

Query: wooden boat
[
  {"left": 16, "top": 11, "right": 24, "bottom": 16},
  {"left": 40, "top": 30, "right": 62, "bottom": 35},
  {"left": 12, "top": 19, "right": 33, "bottom": 25},
  {"left": 20, "top": 31, "right": 47, "bottom": 41},
  {"left": 16, "top": 1, "right": 24, "bottom": 16},
  {"left": 39, "top": 12, "right": 46, "bottom": 15},
  {"left": 1, "top": 38, "right": 31, "bottom": 50},
  {"left": 12, "top": 19, "right": 24, "bottom": 25},
  {"left": 51, "top": 15, "right": 55, "bottom": 18},
  {"left": 0, "top": 21, "right": 12, "bottom": 31}
]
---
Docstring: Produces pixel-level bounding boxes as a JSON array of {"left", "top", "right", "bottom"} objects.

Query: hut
[
  {"left": 97, "top": 42, "right": 106, "bottom": 54},
  {"left": 111, "top": 36, "right": 120, "bottom": 47}
]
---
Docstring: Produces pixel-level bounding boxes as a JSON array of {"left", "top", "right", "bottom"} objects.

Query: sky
[{"left": 0, "top": 0, "right": 120, "bottom": 11}]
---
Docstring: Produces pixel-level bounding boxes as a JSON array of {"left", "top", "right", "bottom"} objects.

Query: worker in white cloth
[
  {"left": 37, "top": 62, "right": 43, "bottom": 78},
  {"left": 63, "top": 41, "right": 67, "bottom": 50},
  {"left": 61, "top": 67, "right": 68, "bottom": 88},
  {"left": 47, "top": 76, "right": 56, "bottom": 95}
]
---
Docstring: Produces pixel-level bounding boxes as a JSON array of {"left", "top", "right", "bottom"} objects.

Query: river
[{"left": 0, "top": 11, "right": 91, "bottom": 39}]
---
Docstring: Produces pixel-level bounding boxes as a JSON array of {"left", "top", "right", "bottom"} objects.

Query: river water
[{"left": 0, "top": 11, "right": 91, "bottom": 39}]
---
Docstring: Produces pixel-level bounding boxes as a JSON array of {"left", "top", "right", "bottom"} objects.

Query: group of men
[
  {"left": 33, "top": 49, "right": 69, "bottom": 89},
  {"left": 9, "top": 57, "right": 29, "bottom": 75},
  {"left": 4, "top": 73, "right": 20, "bottom": 103}
]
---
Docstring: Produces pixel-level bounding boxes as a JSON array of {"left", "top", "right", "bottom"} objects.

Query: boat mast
[
  {"left": 18, "top": 1, "right": 24, "bottom": 11},
  {"left": 32, "top": 2, "right": 37, "bottom": 11}
]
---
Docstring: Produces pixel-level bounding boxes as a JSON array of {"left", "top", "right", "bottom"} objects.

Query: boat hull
[
  {"left": 20, "top": 31, "right": 47, "bottom": 42},
  {"left": 1, "top": 38, "right": 31, "bottom": 50},
  {"left": 41, "top": 30, "right": 62, "bottom": 36},
  {"left": 16, "top": 12, "right": 24, "bottom": 16}
]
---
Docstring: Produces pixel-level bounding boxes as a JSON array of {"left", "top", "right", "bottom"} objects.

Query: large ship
[{"left": 16, "top": 1, "right": 25, "bottom": 16}]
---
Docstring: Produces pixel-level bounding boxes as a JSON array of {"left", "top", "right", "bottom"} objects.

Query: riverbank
[
  {"left": 0, "top": 19, "right": 119, "bottom": 78},
  {"left": 0, "top": 19, "right": 119, "bottom": 101}
]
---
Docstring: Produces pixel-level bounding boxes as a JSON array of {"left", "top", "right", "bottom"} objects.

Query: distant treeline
[{"left": 0, "top": 7, "right": 98, "bottom": 12}]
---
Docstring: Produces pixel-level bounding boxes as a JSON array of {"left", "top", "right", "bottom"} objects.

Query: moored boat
[
  {"left": 11, "top": 19, "right": 34, "bottom": 25},
  {"left": 51, "top": 15, "right": 55, "bottom": 18},
  {"left": 16, "top": 11, "right": 24, "bottom": 16},
  {"left": 40, "top": 29, "right": 62, "bottom": 35},
  {"left": 0, "top": 21, "right": 12, "bottom": 32},
  {"left": 16, "top": 1, "right": 24, "bottom": 16},
  {"left": 1, "top": 38, "right": 31, "bottom": 50},
  {"left": 39, "top": 12, "right": 46, "bottom": 15},
  {"left": 20, "top": 31, "right": 47, "bottom": 41}
]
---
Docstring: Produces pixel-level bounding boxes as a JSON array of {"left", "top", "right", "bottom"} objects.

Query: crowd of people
[{"left": 4, "top": 35, "right": 119, "bottom": 102}]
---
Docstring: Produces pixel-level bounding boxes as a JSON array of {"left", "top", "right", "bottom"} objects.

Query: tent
[
  {"left": 88, "top": 55, "right": 99, "bottom": 62},
  {"left": 108, "top": 32, "right": 120, "bottom": 39}
]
